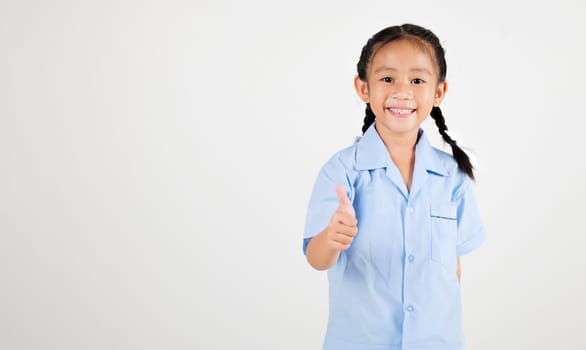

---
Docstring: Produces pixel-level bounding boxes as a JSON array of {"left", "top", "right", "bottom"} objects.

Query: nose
[{"left": 391, "top": 82, "right": 413, "bottom": 99}]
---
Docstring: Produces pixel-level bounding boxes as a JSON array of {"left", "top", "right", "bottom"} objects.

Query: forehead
[{"left": 369, "top": 39, "right": 437, "bottom": 74}]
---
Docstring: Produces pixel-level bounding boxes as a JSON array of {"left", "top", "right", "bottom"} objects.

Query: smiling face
[{"left": 355, "top": 39, "right": 447, "bottom": 141}]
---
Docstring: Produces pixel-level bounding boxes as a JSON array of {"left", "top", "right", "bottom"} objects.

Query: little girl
[{"left": 303, "top": 24, "right": 486, "bottom": 350}]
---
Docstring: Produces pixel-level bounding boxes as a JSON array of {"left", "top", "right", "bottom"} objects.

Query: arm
[
  {"left": 305, "top": 228, "right": 343, "bottom": 271},
  {"left": 305, "top": 184, "right": 358, "bottom": 271},
  {"left": 457, "top": 257, "right": 461, "bottom": 284}
]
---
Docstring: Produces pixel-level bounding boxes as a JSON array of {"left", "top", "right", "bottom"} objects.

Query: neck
[
  {"left": 374, "top": 123, "right": 419, "bottom": 192},
  {"left": 374, "top": 124, "right": 419, "bottom": 154}
]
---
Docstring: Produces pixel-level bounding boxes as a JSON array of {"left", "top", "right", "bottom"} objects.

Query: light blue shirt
[{"left": 303, "top": 124, "right": 486, "bottom": 350}]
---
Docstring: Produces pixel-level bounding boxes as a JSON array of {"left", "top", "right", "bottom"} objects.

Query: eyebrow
[{"left": 373, "top": 66, "right": 433, "bottom": 75}]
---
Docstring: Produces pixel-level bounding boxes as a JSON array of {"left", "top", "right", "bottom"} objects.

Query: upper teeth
[{"left": 389, "top": 108, "right": 413, "bottom": 114}]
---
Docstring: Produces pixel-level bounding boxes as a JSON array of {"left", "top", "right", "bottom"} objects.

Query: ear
[
  {"left": 354, "top": 75, "right": 369, "bottom": 103},
  {"left": 433, "top": 80, "right": 448, "bottom": 107}
]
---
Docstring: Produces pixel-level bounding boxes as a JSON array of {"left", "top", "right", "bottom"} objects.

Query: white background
[{"left": 1, "top": 0, "right": 585, "bottom": 349}]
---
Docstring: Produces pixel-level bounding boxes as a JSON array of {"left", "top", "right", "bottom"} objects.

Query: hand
[{"left": 325, "top": 184, "right": 358, "bottom": 251}]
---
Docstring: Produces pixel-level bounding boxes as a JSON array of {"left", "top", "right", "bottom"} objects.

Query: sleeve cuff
[
  {"left": 302, "top": 237, "right": 312, "bottom": 256},
  {"left": 457, "top": 227, "right": 486, "bottom": 256}
]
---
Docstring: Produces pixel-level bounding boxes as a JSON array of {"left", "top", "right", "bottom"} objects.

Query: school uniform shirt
[{"left": 303, "top": 123, "right": 486, "bottom": 350}]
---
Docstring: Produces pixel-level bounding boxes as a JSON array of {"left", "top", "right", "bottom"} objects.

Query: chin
[{"left": 379, "top": 120, "right": 419, "bottom": 133}]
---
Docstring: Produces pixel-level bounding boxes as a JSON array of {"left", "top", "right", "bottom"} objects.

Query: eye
[
  {"left": 381, "top": 77, "right": 394, "bottom": 83},
  {"left": 411, "top": 78, "right": 425, "bottom": 84}
]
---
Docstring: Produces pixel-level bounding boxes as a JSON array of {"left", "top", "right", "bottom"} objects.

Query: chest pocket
[{"left": 430, "top": 204, "right": 458, "bottom": 267}]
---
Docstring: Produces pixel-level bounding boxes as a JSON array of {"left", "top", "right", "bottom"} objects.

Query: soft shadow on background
[{"left": 1, "top": 0, "right": 585, "bottom": 349}]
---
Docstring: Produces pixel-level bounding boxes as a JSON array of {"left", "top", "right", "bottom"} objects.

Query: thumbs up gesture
[{"left": 325, "top": 184, "right": 358, "bottom": 251}]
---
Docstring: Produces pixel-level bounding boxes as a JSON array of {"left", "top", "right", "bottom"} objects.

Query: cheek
[
  {"left": 377, "top": 86, "right": 396, "bottom": 100},
  {"left": 419, "top": 88, "right": 437, "bottom": 102},
  {"left": 367, "top": 90, "right": 384, "bottom": 106}
]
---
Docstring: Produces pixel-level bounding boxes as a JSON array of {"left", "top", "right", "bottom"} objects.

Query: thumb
[{"left": 335, "top": 184, "right": 355, "bottom": 216}]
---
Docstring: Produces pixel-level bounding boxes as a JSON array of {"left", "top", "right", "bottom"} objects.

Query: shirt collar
[{"left": 355, "top": 123, "right": 449, "bottom": 177}]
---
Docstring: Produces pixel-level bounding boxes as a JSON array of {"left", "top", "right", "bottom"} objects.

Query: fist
[{"left": 325, "top": 184, "right": 358, "bottom": 250}]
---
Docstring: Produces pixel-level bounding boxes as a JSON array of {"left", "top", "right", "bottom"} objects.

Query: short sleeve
[
  {"left": 302, "top": 154, "right": 355, "bottom": 255},
  {"left": 455, "top": 179, "right": 487, "bottom": 256}
]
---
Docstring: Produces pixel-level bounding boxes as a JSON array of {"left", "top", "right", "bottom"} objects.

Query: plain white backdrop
[{"left": 1, "top": 0, "right": 585, "bottom": 349}]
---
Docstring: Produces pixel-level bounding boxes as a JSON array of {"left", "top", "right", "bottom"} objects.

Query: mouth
[{"left": 386, "top": 107, "right": 416, "bottom": 118}]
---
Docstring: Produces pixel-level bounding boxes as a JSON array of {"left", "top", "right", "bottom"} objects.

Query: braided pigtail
[
  {"left": 430, "top": 106, "right": 475, "bottom": 180},
  {"left": 361, "top": 104, "right": 376, "bottom": 134}
]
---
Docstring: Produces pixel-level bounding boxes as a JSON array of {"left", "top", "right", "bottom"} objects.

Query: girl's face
[{"left": 355, "top": 39, "right": 447, "bottom": 141}]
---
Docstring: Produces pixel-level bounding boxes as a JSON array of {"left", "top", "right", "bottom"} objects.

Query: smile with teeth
[{"left": 387, "top": 107, "right": 416, "bottom": 116}]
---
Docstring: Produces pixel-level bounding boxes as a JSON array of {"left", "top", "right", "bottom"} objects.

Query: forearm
[
  {"left": 306, "top": 185, "right": 357, "bottom": 271},
  {"left": 456, "top": 257, "right": 461, "bottom": 284},
  {"left": 305, "top": 228, "right": 342, "bottom": 271}
]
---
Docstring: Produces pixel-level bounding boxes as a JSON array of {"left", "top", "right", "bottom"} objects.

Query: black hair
[{"left": 357, "top": 24, "right": 474, "bottom": 180}]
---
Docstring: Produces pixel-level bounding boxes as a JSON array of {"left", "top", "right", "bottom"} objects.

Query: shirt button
[
  {"left": 407, "top": 255, "right": 415, "bottom": 263},
  {"left": 406, "top": 305, "right": 414, "bottom": 312},
  {"left": 408, "top": 207, "right": 414, "bottom": 214}
]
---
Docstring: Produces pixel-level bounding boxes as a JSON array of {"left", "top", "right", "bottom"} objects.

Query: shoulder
[
  {"left": 431, "top": 146, "right": 459, "bottom": 173},
  {"left": 319, "top": 143, "right": 358, "bottom": 175},
  {"left": 305, "top": 142, "right": 360, "bottom": 207},
  {"left": 429, "top": 145, "right": 472, "bottom": 197}
]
